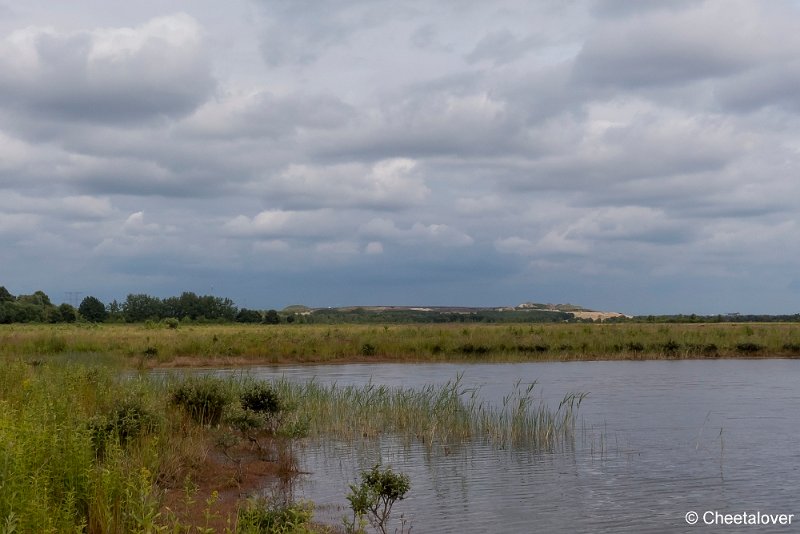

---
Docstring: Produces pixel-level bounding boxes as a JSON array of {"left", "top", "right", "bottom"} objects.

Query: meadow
[{"left": 1, "top": 322, "right": 799, "bottom": 366}]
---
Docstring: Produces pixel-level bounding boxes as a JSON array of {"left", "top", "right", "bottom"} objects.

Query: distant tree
[
  {"left": 236, "top": 308, "right": 263, "bottom": 323},
  {"left": 107, "top": 299, "right": 123, "bottom": 322},
  {"left": 17, "top": 290, "right": 52, "bottom": 307},
  {"left": 79, "top": 296, "right": 108, "bottom": 322},
  {"left": 0, "top": 302, "right": 13, "bottom": 323},
  {"left": 0, "top": 286, "right": 14, "bottom": 302},
  {"left": 122, "top": 293, "right": 164, "bottom": 322},
  {"left": 264, "top": 309, "right": 281, "bottom": 324},
  {"left": 179, "top": 292, "right": 202, "bottom": 319},
  {"left": 56, "top": 303, "right": 77, "bottom": 323}
]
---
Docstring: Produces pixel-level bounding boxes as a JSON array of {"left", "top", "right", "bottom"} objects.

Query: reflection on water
[{"left": 155, "top": 360, "right": 800, "bottom": 533}]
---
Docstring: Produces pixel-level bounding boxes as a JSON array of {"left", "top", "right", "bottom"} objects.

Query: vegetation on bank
[
  {"left": 1, "top": 322, "right": 799, "bottom": 365},
  {"left": 0, "top": 357, "right": 578, "bottom": 532}
]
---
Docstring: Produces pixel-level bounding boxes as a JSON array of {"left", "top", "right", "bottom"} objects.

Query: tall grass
[
  {"left": 0, "top": 359, "right": 209, "bottom": 532},
  {"left": 275, "top": 376, "right": 584, "bottom": 451},
  {"left": 2, "top": 322, "right": 799, "bottom": 365}
]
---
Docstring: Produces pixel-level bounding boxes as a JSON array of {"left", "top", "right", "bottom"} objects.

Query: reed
[{"left": 273, "top": 376, "right": 583, "bottom": 451}]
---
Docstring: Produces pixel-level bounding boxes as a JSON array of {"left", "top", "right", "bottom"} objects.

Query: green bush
[
  {"left": 240, "top": 382, "right": 283, "bottom": 415},
  {"left": 89, "top": 398, "right": 159, "bottom": 454},
  {"left": 171, "top": 377, "right": 231, "bottom": 425},
  {"left": 237, "top": 498, "right": 314, "bottom": 534},
  {"left": 736, "top": 342, "right": 763, "bottom": 354}
]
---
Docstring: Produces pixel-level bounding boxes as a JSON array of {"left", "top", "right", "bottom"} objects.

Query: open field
[{"left": 1, "top": 322, "right": 800, "bottom": 366}]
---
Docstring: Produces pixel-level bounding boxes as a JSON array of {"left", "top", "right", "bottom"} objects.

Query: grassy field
[{"left": 1, "top": 322, "right": 799, "bottom": 366}]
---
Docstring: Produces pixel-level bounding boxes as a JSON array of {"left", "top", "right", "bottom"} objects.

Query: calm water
[{"left": 165, "top": 360, "right": 800, "bottom": 533}]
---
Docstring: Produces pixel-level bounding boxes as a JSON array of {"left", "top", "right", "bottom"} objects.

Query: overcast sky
[{"left": 1, "top": 0, "right": 799, "bottom": 315}]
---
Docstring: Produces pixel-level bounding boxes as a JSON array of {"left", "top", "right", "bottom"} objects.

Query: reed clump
[{"left": 274, "top": 376, "right": 583, "bottom": 451}]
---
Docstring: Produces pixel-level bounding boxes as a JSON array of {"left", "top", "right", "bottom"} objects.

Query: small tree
[
  {"left": 345, "top": 464, "right": 410, "bottom": 534},
  {"left": 264, "top": 309, "right": 281, "bottom": 324},
  {"left": 56, "top": 303, "right": 77, "bottom": 323},
  {"left": 0, "top": 286, "right": 14, "bottom": 302},
  {"left": 79, "top": 296, "right": 108, "bottom": 322}
]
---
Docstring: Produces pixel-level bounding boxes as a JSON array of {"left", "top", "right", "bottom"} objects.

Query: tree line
[{"left": 0, "top": 286, "right": 283, "bottom": 325}]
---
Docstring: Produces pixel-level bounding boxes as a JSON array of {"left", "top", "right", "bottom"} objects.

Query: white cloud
[
  {"left": 261, "top": 158, "right": 429, "bottom": 210},
  {"left": 223, "top": 209, "right": 342, "bottom": 239},
  {"left": 123, "top": 211, "right": 162, "bottom": 235}
]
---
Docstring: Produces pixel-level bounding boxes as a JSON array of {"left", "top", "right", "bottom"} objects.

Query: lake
[{"left": 162, "top": 360, "right": 800, "bottom": 533}]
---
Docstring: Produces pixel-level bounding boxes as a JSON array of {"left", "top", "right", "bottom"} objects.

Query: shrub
[
  {"left": 783, "top": 343, "right": 800, "bottom": 354},
  {"left": 171, "top": 378, "right": 231, "bottom": 425},
  {"left": 360, "top": 343, "right": 377, "bottom": 356},
  {"left": 163, "top": 317, "right": 180, "bottom": 329},
  {"left": 240, "top": 383, "right": 283, "bottom": 415},
  {"left": 736, "top": 342, "right": 763, "bottom": 354},
  {"left": 345, "top": 464, "right": 410, "bottom": 534},
  {"left": 89, "top": 398, "right": 158, "bottom": 454},
  {"left": 237, "top": 498, "right": 314, "bottom": 534}
]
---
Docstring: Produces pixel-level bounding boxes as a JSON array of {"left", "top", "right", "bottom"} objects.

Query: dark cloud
[
  {"left": 715, "top": 62, "right": 800, "bottom": 113},
  {"left": 0, "top": 14, "right": 215, "bottom": 124}
]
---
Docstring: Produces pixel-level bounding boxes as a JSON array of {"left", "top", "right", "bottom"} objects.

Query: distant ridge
[{"left": 285, "top": 302, "right": 629, "bottom": 321}]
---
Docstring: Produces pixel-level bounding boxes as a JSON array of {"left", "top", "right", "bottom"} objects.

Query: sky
[{"left": 1, "top": 0, "right": 799, "bottom": 315}]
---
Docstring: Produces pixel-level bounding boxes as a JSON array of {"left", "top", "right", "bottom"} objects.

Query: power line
[{"left": 64, "top": 291, "right": 83, "bottom": 308}]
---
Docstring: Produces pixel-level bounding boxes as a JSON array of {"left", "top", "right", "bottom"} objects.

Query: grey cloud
[
  {"left": 0, "top": 14, "right": 215, "bottom": 124},
  {"left": 573, "top": 28, "right": 746, "bottom": 88},
  {"left": 572, "top": 1, "right": 795, "bottom": 88},
  {"left": 715, "top": 62, "right": 800, "bottom": 113},
  {"left": 184, "top": 91, "right": 354, "bottom": 139},
  {"left": 591, "top": 0, "right": 704, "bottom": 19},
  {"left": 509, "top": 111, "right": 736, "bottom": 190},
  {"left": 254, "top": 0, "right": 398, "bottom": 66},
  {"left": 465, "top": 29, "right": 539, "bottom": 65}
]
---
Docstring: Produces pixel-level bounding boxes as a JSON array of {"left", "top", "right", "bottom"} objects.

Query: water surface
[{"left": 164, "top": 360, "right": 800, "bottom": 533}]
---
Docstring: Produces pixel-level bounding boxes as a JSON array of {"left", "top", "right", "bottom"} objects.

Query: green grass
[{"left": 1, "top": 322, "right": 800, "bottom": 365}]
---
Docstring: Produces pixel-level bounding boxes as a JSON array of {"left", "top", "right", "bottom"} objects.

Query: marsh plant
[
  {"left": 344, "top": 465, "right": 411, "bottom": 534},
  {"left": 274, "top": 376, "right": 583, "bottom": 451}
]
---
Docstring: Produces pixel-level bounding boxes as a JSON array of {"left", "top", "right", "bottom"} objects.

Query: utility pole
[{"left": 64, "top": 291, "right": 83, "bottom": 308}]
